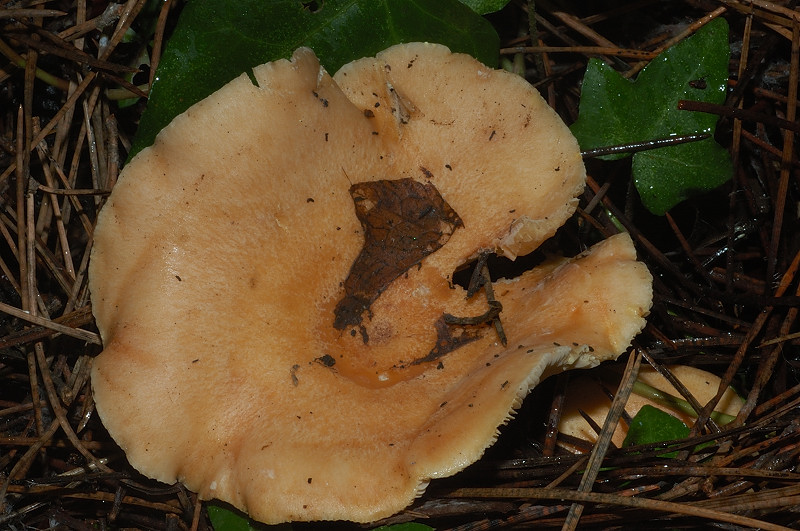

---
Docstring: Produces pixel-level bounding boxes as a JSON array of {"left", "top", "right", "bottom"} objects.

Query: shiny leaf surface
[{"left": 571, "top": 18, "right": 732, "bottom": 214}]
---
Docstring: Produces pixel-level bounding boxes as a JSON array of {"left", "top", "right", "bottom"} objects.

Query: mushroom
[
  {"left": 559, "top": 365, "right": 744, "bottom": 451},
  {"left": 89, "top": 43, "right": 653, "bottom": 523}
]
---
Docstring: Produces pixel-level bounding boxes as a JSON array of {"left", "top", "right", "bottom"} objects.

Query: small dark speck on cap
[{"left": 315, "top": 354, "right": 336, "bottom": 367}]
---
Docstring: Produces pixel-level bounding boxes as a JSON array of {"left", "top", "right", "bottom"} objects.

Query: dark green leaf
[
  {"left": 207, "top": 504, "right": 292, "bottom": 531},
  {"left": 131, "top": 0, "right": 499, "bottom": 156},
  {"left": 571, "top": 18, "right": 732, "bottom": 214},
  {"left": 457, "top": 0, "right": 511, "bottom": 15},
  {"left": 623, "top": 404, "right": 689, "bottom": 458},
  {"left": 207, "top": 505, "right": 258, "bottom": 531},
  {"left": 632, "top": 137, "right": 732, "bottom": 214}
]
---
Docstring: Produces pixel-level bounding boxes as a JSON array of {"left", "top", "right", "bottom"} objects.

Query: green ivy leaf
[
  {"left": 131, "top": 0, "right": 499, "bottom": 156},
  {"left": 623, "top": 404, "right": 690, "bottom": 458},
  {"left": 632, "top": 138, "right": 733, "bottom": 214},
  {"left": 571, "top": 18, "right": 732, "bottom": 215},
  {"left": 207, "top": 505, "right": 261, "bottom": 531},
  {"left": 457, "top": 0, "right": 511, "bottom": 15},
  {"left": 207, "top": 504, "right": 292, "bottom": 531}
]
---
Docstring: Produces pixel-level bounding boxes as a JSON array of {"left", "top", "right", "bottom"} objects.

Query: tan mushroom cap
[{"left": 89, "top": 43, "right": 653, "bottom": 523}]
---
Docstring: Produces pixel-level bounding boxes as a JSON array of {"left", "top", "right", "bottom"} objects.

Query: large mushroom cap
[{"left": 89, "top": 43, "right": 653, "bottom": 523}]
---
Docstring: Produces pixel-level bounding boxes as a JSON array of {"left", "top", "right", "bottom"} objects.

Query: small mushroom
[
  {"left": 559, "top": 365, "right": 744, "bottom": 451},
  {"left": 89, "top": 43, "right": 653, "bottom": 523}
]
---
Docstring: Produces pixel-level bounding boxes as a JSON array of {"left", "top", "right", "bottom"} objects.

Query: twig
[
  {"left": 447, "top": 486, "right": 794, "bottom": 531},
  {"left": 626, "top": 7, "right": 728, "bottom": 77},
  {"left": 767, "top": 16, "right": 798, "bottom": 289},
  {"left": 677, "top": 99, "right": 800, "bottom": 133},
  {"left": 0, "top": 9, "right": 67, "bottom": 18},
  {"left": 59, "top": 2, "right": 124, "bottom": 42},
  {"left": 150, "top": 0, "right": 175, "bottom": 90},
  {"left": 501, "top": 45, "right": 656, "bottom": 59},
  {"left": 0, "top": 37, "right": 69, "bottom": 91},
  {"left": 98, "top": 0, "right": 149, "bottom": 61},
  {"left": 0, "top": 300, "right": 101, "bottom": 344},
  {"left": 581, "top": 133, "right": 710, "bottom": 158},
  {"left": 33, "top": 345, "right": 110, "bottom": 472},
  {"left": 561, "top": 349, "right": 642, "bottom": 530},
  {"left": 0, "top": 72, "right": 97, "bottom": 188}
]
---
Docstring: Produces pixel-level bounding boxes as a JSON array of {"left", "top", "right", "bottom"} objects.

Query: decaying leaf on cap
[{"left": 89, "top": 43, "right": 653, "bottom": 524}]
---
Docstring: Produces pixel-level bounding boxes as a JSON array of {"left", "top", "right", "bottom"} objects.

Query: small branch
[
  {"left": 0, "top": 38, "right": 69, "bottom": 91},
  {"left": 0, "top": 9, "right": 67, "bottom": 18},
  {"left": 501, "top": 45, "right": 656, "bottom": 59},
  {"left": 150, "top": 0, "right": 175, "bottom": 89},
  {"left": 581, "top": 133, "right": 710, "bottom": 158},
  {"left": 562, "top": 349, "right": 642, "bottom": 531},
  {"left": 677, "top": 99, "right": 800, "bottom": 133},
  {"left": 447, "top": 485, "right": 792, "bottom": 531},
  {"left": 0, "top": 301, "right": 101, "bottom": 344}
]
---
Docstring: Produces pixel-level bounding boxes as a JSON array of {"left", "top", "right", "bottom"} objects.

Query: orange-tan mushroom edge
[{"left": 89, "top": 43, "right": 654, "bottom": 524}]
